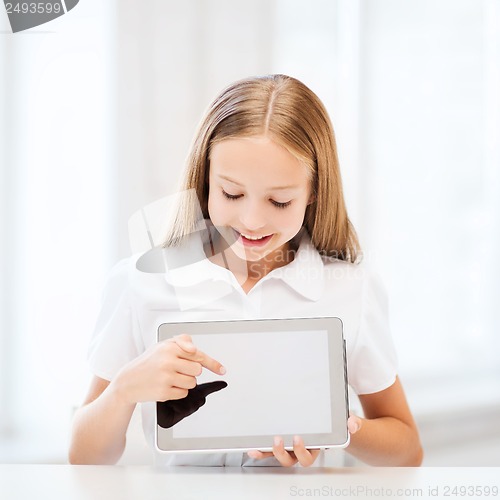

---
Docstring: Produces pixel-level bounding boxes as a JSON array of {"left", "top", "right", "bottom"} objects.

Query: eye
[
  {"left": 270, "top": 200, "right": 292, "bottom": 209},
  {"left": 222, "top": 188, "right": 291, "bottom": 208},
  {"left": 222, "top": 188, "right": 242, "bottom": 200}
]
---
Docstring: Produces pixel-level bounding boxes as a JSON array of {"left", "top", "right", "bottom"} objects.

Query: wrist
[{"left": 108, "top": 369, "right": 136, "bottom": 408}]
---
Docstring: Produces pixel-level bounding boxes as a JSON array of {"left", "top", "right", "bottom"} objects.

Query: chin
[{"left": 230, "top": 245, "right": 270, "bottom": 262}]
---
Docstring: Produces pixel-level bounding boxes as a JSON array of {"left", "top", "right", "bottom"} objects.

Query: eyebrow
[{"left": 217, "top": 174, "right": 300, "bottom": 191}]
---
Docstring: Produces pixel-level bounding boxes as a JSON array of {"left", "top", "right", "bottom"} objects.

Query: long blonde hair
[{"left": 164, "top": 74, "right": 360, "bottom": 263}]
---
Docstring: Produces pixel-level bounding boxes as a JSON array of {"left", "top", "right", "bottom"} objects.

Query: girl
[{"left": 69, "top": 74, "right": 423, "bottom": 467}]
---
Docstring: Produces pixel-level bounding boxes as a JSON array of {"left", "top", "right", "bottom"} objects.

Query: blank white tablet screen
[{"left": 172, "top": 330, "right": 332, "bottom": 438}]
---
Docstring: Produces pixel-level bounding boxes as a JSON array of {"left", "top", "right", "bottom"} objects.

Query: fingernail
[
  {"left": 274, "top": 436, "right": 282, "bottom": 447},
  {"left": 219, "top": 366, "right": 226, "bottom": 375},
  {"left": 293, "top": 435, "right": 300, "bottom": 445}
]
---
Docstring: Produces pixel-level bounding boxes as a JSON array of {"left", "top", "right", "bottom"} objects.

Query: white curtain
[{"left": 0, "top": 0, "right": 116, "bottom": 461}]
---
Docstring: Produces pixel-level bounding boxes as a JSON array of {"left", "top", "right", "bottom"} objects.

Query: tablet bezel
[{"left": 155, "top": 317, "right": 349, "bottom": 453}]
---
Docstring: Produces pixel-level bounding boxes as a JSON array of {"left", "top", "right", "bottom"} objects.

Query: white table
[{"left": 0, "top": 465, "right": 499, "bottom": 500}]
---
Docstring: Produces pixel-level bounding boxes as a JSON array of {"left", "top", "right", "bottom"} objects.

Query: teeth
[{"left": 241, "top": 233, "right": 267, "bottom": 241}]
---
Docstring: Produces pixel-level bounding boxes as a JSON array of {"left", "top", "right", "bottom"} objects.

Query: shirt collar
[
  {"left": 162, "top": 225, "right": 232, "bottom": 287},
  {"left": 264, "top": 231, "right": 325, "bottom": 301},
  {"left": 161, "top": 225, "right": 325, "bottom": 302}
]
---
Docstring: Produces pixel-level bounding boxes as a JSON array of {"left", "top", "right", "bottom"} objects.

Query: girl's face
[{"left": 208, "top": 135, "right": 313, "bottom": 264}]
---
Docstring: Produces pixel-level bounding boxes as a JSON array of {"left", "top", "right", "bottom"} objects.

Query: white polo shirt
[{"left": 88, "top": 228, "right": 398, "bottom": 466}]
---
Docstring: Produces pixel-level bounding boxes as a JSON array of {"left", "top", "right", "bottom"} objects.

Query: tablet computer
[{"left": 155, "top": 317, "right": 349, "bottom": 453}]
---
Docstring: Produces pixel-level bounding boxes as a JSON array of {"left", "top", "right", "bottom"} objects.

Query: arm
[
  {"left": 68, "top": 335, "right": 225, "bottom": 465},
  {"left": 248, "top": 376, "right": 422, "bottom": 467},
  {"left": 346, "top": 376, "right": 423, "bottom": 466},
  {"left": 68, "top": 375, "right": 135, "bottom": 465}
]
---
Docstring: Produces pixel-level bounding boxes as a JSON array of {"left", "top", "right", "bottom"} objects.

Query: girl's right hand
[{"left": 110, "top": 334, "right": 226, "bottom": 405}]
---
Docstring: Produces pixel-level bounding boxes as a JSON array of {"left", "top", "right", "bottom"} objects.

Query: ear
[{"left": 307, "top": 193, "right": 316, "bottom": 205}]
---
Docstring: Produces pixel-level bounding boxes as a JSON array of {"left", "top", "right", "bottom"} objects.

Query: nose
[{"left": 238, "top": 199, "right": 267, "bottom": 231}]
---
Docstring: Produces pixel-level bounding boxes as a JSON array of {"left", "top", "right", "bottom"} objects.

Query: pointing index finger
[{"left": 191, "top": 349, "right": 226, "bottom": 376}]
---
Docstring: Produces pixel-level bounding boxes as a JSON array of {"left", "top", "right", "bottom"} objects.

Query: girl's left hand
[{"left": 247, "top": 436, "right": 320, "bottom": 467}]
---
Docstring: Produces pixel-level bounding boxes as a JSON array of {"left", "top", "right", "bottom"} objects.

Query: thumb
[
  {"left": 347, "top": 414, "right": 363, "bottom": 434},
  {"left": 170, "top": 334, "right": 196, "bottom": 353}
]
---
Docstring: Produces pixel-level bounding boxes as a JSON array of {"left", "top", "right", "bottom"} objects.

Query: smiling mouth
[{"left": 232, "top": 229, "right": 274, "bottom": 247}]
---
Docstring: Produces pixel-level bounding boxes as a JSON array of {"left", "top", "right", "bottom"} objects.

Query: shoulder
[
  {"left": 319, "top": 255, "right": 390, "bottom": 329},
  {"left": 320, "top": 255, "right": 384, "bottom": 293},
  {"left": 100, "top": 256, "right": 134, "bottom": 297},
  {"left": 101, "top": 247, "right": 169, "bottom": 298}
]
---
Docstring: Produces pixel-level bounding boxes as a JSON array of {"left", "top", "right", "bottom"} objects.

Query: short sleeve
[
  {"left": 87, "top": 258, "right": 144, "bottom": 381},
  {"left": 347, "top": 268, "right": 398, "bottom": 395}
]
